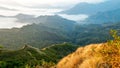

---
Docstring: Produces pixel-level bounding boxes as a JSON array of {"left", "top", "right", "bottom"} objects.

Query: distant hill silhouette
[
  {"left": 60, "top": 0, "right": 120, "bottom": 15},
  {"left": 83, "top": 9, "right": 120, "bottom": 24}
]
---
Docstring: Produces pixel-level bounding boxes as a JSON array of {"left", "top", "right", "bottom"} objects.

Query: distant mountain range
[
  {"left": 0, "top": 16, "right": 120, "bottom": 49},
  {"left": 0, "top": 15, "right": 76, "bottom": 49},
  {"left": 60, "top": 0, "right": 120, "bottom": 15},
  {"left": 83, "top": 8, "right": 120, "bottom": 24},
  {"left": 0, "top": 14, "right": 76, "bottom": 31},
  {"left": 0, "top": 9, "right": 120, "bottom": 49}
]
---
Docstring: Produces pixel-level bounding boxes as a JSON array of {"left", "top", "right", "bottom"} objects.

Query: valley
[{"left": 0, "top": 0, "right": 120, "bottom": 68}]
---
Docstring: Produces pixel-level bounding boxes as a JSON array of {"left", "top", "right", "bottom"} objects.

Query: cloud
[
  {"left": 0, "top": 0, "right": 106, "bottom": 16},
  {"left": 0, "top": 17, "right": 28, "bottom": 28},
  {"left": 16, "top": 0, "right": 105, "bottom": 9},
  {"left": 59, "top": 14, "right": 88, "bottom": 21},
  {"left": 0, "top": 6, "right": 18, "bottom": 11},
  {"left": 0, "top": 0, "right": 105, "bottom": 9}
]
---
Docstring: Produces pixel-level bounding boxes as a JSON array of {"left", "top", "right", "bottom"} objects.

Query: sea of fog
[
  {"left": 0, "top": 17, "right": 28, "bottom": 29},
  {"left": 0, "top": 14, "right": 88, "bottom": 28},
  {"left": 59, "top": 14, "right": 88, "bottom": 22}
]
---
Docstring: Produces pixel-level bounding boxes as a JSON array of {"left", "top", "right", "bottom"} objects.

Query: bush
[{"left": 99, "top": 30, "right": 120, "bottom": 67}]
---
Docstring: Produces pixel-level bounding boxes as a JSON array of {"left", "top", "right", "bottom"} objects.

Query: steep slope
[
  {"left": 71, "top": 23, "right": 120, "bottom": 46},
  {"left": 57, "top": 32, "right": 120, "bottom": 68},
  {"left": 1, "top": 22, "right": 120, "bottom": 49},
  {"left": 35, "top": 15, "right": 76, "bottom": 32},
  {"left": 60, "top": 0, "right": 120, "bottom": 15},
  {"left": 0, "top": 43, "right": 78, "bottom": 68},
  {"left": 57, "top": 43, "right": 104, "bottom": 68},
  {"left": 0, "top": 24, "right": 71, "bottom": 49}
]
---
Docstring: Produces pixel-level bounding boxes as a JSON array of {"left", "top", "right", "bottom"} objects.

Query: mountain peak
[{"left": 60, "top": 0, "right": 120, "bottom": 15}]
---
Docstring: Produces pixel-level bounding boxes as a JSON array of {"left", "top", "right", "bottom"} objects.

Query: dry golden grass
[
  {"left": 57, "top": 43, "right": 104, "bottom": 68},
  {"left": 57, "top": 30, "right": 120, "bottom": 68},
  {"left": 57, "top": 43, "right": 120, "bottom": 68}
]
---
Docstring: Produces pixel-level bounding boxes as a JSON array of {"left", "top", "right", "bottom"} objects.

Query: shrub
[{"left": 99, "top": 30, "right": 120, "bottom": 68}]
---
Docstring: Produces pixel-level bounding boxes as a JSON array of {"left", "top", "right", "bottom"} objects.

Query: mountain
[
  {"left": 70, "top": 22, "right": 120, "bottom": 46},
  {"left": 60, "top": 0, "right": 120, "bottom": 15},
  {"left": 2, "top": 14, "right": 76, "bottom": 32},
  {"left": 0, "top": 15, "right": 76, "bottom": 49},
  {"left": 0, "top": 43, "right": 78, "bottom": 68},
  {"left": 83, "top": 9, "right": 120, "bottom": 24},
  {"left": 0, "top": 24, "right": 70, "bottom": 49},
  {"left": 57, "top": 33, "right": 120, "bottom": 68},
  {"left": 33, "top": 15, "right": 76, "bottom": 32},
  {"left": 0, "top": 13, "right": 120, "bottom": 50}
]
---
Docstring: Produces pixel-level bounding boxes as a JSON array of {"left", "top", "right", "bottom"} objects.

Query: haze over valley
[{"left": 0, "top": 0, "right": 120, "bottom": 68}]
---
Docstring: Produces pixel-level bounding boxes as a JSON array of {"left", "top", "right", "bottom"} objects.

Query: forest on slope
[
  {"left": 0, "top": 21, "right": 120, "bottom": 49},
  {"left": 0, "top": 43, "right": 78, "bottom": 68}
]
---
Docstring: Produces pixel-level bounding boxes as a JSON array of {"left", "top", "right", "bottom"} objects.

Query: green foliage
[
  {"left": 25, "top": 64, "right": 31, "bottom": 68},
  {"left": 99, "top": 30, "right": 120, "bottom": 67},
  {"left": 0, "top": 22, "right": 120, "bottom": 49},
  {"left": 0, "top": 46, "right": 2, "bottom": 48},
  {"left": 0, "top": 43, "right": 78, "bottom": 68}
]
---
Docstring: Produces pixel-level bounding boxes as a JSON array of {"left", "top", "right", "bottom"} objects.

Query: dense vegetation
[
  {"left": 0, "top": 21, "right": 120, "bottom": 50},
  {"left": 0, "top": 15, "right": 76, "bottom": 49},
  {"left": 0, "top": 43, "right": 78, "bottom": 68},
  {"left": 98, "top": 30, "right": 120, "bottom": 67}
]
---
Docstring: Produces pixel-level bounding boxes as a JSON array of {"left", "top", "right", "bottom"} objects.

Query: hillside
[
  {"left": 57, "top": 30, "right": 120, "bottom": 68},
  {"left": 0, "top": 14, "right": 120, "bottom": 50},
  {"left": 0, "top": 22, "right": 120, "bottom": 49},
  {"left": 0, "top": 43, "right": 78, "bottom": 68},
  {"left": 0, "top": 15, "right": 76, "bottom": 49},
  {"left": 71, "top": 23, "right": 120, "bottom": 45}
]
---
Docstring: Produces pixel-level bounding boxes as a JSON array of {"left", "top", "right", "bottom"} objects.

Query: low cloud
[{"left": 59, "top": 14, "right": 88, "bottom": 21}]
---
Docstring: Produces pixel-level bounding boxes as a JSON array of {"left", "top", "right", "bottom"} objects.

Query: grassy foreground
[{"left": 57, "top": 30, "right": 120, "bottom": 68}]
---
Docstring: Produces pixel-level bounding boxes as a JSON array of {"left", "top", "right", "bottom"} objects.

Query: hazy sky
[
  {"left": 0, "top": 0, "right": 105, "bottom": 16},
  {"left": 0, "top": 0, "right": 106, "bottom": 28}
]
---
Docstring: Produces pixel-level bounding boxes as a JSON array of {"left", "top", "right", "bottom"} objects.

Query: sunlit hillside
[{"left": 57, "top": 30, "right": 120, "bottom": 68}]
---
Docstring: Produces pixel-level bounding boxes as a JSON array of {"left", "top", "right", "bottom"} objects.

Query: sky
[
  {"left": 0, "top": 0, "right": 106, "bottom": 28},
  {"left": 0, "top": 0, "right": 105, "bottom": 16}
]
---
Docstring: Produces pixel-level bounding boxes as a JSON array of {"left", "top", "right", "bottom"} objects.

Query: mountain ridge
[
  {"left": 0, "top": 43, "right": 78, "bottom": 68},
  {"left": 83, "top": 8, "right": 120, "bottom": 24},
  {"left": 60, "top": 0, "right": 120, "bottom": 15}
]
